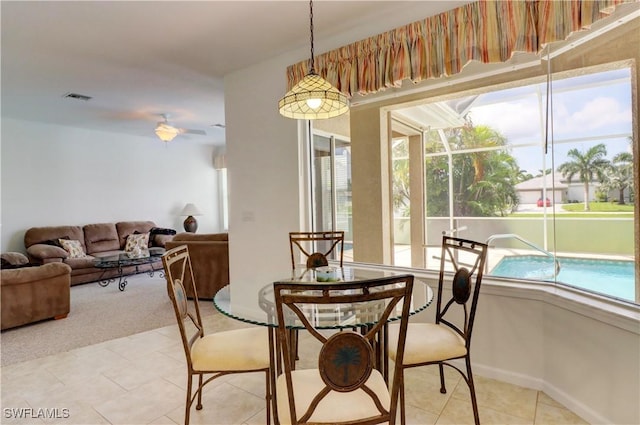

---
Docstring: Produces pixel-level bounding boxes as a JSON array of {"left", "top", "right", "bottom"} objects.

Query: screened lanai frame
[
  {"left": 309, "top": 60, "right": 637, "bottom": 304},
  {"left": 387, "top": 59, "right": 636, "bottom": 304}
]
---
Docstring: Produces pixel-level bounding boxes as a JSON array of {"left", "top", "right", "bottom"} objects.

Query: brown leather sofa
[
  {"left": 1, "top": 262, "right": 72, "bottom": 330},
  {"left": 24, "top": 221, "right": 174, "bottom": 286},
  {"left": 165, "top": 233, "right": 229, "bottom": 299}
]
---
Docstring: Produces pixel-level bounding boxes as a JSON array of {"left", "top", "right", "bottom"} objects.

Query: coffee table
[{"left": 94, "top": 248, "right": 164, "bottom": 291}]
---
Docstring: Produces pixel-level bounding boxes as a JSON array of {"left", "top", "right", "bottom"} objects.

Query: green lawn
[
  {"left": 511, "top": 212, "right": 634, "bottom": 218},
  {"left": 510, "top": 201, "right": 634, "bottom": 218},
  {"left": 561, "top": 202, "right": 635, "bottom": 213}
]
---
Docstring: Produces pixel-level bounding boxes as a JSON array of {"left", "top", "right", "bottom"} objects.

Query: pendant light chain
[
  {"left": 309, "top": 0, "right": 315, "bottom": 73},
  {"left": 277, "top": 0, "right": 349, "bottom": 119}
]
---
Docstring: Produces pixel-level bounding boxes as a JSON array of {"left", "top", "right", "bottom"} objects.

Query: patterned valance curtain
[{"left": 285, "top": 0, "right": 627, "bottom": 97}]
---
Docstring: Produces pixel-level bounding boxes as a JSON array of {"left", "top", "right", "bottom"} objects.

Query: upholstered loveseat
[
  {"left": 24, "top": 221, "right": 174, "bottom": 286},
  {"left": 165, "top": 232, "right": 229, "bottom": 299}
]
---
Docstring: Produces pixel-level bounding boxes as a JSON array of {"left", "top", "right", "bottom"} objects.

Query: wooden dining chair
[
  {"left": 289, "top": 231, "right": 344, "bottom": 269},
  {"left": 273, "top": 275, "right": 414, "bottom": 425},
  {"left": 162, "top": 245, "right": 271, "bottom": 425},
  {"left": 388, "top": 236, "right": 488, "bottom": 425}
]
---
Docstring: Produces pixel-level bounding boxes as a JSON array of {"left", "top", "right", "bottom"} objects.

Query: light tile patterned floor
[{"left": 1, "top": 311, "right": 588, "bottom": 425}]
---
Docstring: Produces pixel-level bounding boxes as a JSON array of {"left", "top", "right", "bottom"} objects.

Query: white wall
[
  {"left": 567, "top": 182, "right": 598, "bottom": 203},
  {"left": 469, "top": 281, "right": 639, "bottom": 425},
  {"left": 1, "top": 117, "right": 222, "bottom": 252},
  {"left": 224, "top": 54, "right": 303, "bottom": 310}
]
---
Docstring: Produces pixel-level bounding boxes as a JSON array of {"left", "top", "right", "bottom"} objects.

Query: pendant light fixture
[{"left": 278, "top": 0, "right": 349, "bottom": 120}]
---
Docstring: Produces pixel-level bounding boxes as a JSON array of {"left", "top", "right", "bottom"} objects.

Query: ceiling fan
[{"left": 155, "top": 114, "right": 206, "bottom": 142}]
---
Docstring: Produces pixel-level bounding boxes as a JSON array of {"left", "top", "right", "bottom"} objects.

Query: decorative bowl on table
[{"left": 315, "top": 266, "right": 340, "bottom": 282}]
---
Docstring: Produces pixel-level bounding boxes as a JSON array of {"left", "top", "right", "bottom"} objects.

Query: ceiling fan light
[
  {"left": 278, "top": 72, "right": 349, "bottom": 120},
  {"left": 155, "top": 123, "right": 179, "bottom": 142}
]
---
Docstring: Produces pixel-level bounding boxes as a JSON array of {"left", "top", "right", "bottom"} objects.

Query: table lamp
[{"left": 181, "top": 203, "right": 202, "bottom": 233}]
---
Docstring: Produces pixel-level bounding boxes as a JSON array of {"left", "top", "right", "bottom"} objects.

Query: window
[{"left": 390, "top": 65, "right": 635, "bottom": 303}]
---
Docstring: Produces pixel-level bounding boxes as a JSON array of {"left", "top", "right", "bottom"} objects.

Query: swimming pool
[{"left": 489, "top": 255, "right": 635, "bottom": 301}]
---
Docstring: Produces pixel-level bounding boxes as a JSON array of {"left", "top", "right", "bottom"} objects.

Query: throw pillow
[
  {"left": 58, "top": 239, "right": 87, "bottom": 258},
  {"left": 125, "top": 233, "right": 150, "bottom": 252}
]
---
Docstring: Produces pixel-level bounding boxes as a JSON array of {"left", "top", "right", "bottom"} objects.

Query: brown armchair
[
  {"left": 164, "top": 233, "right": 229, "bottom": 299},
  {"left": 1, "top": 262, "right": 72, "bottom": 330}
]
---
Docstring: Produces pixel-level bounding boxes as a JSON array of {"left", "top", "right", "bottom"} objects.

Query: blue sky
[{"left": 467, "top": 68, "right": 632, "bottom": 175}]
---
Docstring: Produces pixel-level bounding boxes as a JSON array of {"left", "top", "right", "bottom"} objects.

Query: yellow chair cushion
[
  {"left": 191, "top": 327, "right": 270, "bottom": 371},
  {"left": 388, "top": 323, "right": 467, "bottom": 365},
  {"left": 276, "top": 368, "right": 390, "bottom": 424}
]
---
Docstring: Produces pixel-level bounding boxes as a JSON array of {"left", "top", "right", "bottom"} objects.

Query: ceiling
[{"left": 1, "top": 0, "right": 473, "bottom": 146}]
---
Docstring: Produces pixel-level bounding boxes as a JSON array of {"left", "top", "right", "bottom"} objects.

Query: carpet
[{"left": 0, "top": 273, "right": 215, "bottom": 366}]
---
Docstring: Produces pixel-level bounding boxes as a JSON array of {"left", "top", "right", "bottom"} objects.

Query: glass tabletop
[
  {"left": 213, "top": 266, "right": 433, "bottom": 329},
  {"left": 94, "top": 247, "right": 164, "bottom": 267}
]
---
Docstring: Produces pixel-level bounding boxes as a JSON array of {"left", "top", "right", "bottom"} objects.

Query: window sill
[{"left": 343, "top": 261, "right": 640, "bottom": 334}]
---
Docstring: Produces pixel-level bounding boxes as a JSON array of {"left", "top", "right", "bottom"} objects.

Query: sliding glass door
[{"left": 311, "top": 132, "right": 352, "bottom": 260}]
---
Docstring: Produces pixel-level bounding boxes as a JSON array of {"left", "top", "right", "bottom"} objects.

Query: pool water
[{"left": 489, "top": 255, "right": 635, "bottom": 301}]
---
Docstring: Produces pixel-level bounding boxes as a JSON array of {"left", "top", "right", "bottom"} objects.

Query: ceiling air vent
[{"left": 63, "top": 92, "right": 92, "bottom": 101}]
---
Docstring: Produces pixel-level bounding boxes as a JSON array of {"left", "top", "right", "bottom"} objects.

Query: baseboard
[
  {"left": 471, "top": 361, "right": 544, "bottom": 391},
  {"left": 472, "top": 362, "right": 611, "bottom": 424},
  {"left": 539, "top": 382, "right": 610, "bottom": 425}
]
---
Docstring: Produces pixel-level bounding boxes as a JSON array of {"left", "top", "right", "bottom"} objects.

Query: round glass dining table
[
  {"left": 213, "top": 265, "right": 434, "bottom": 329},
  {"left": 213, "top": 265, "right": 433, "bottom": 425}
]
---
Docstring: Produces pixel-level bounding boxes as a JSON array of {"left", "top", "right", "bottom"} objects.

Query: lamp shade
[
  {"left": 155, "top": 123, "right": 179, "bottom": 142},
  {"left": 180, "top": 203, "right": 202, "bottom": 216},
  {"left": 278, "top": 72, "right": 349, "bottom": 120}
]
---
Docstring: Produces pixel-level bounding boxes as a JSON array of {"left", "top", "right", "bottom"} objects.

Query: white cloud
[
  {"left": 554, "top": 96, "right": 631, "bottom": 134},
  {"left": 469, "top": 100, "right": 542, "bottom": 141},
  {"left": 469, "top": 96, "right": 631, "bottom": 142}
]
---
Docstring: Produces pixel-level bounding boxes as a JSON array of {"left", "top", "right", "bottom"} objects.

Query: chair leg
[
  {"left": 465, "top": 358, "right": 480, "bottom": 425},
  {"left": 185, "top": 373, "right": 193, "bottom": 425},
  {"left": 438, "top": 363, "right": 447, "bottom": 394},
  {"left": 265, "top": 369, "right": 271, "bottom": 425},
  {"left": 399, "top": 368, "right": 407, "bottom": 425},
  {"left": 196, "top": 374, "right": 204, "bottom": 410}
]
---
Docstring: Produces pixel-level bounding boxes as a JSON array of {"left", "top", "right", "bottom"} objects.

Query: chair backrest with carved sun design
[
  {"left": 273, "top": 275, "right": 413, "bottom": 424},
  {"left": 289, "top": 231, "right": 344, "bottom": 269},
  {"left": 436, "top": 236, "right": 488, "bottom": 348}
]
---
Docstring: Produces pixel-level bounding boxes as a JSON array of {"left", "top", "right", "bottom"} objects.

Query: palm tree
[
  {"left": 468, "top": 150, "right": 521, "bottom": 216},
  {"left": 422, "top": 124, "right": 520, "bottom": 217},
  {"left": 459, "top": 124, "right": 506, "bottom": 183},
  {"left": 557, "top": 144, "right": 610, "bottom": 211},
  {"left": 602, "top": 151, "right": 634, "bottom": 204}
]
